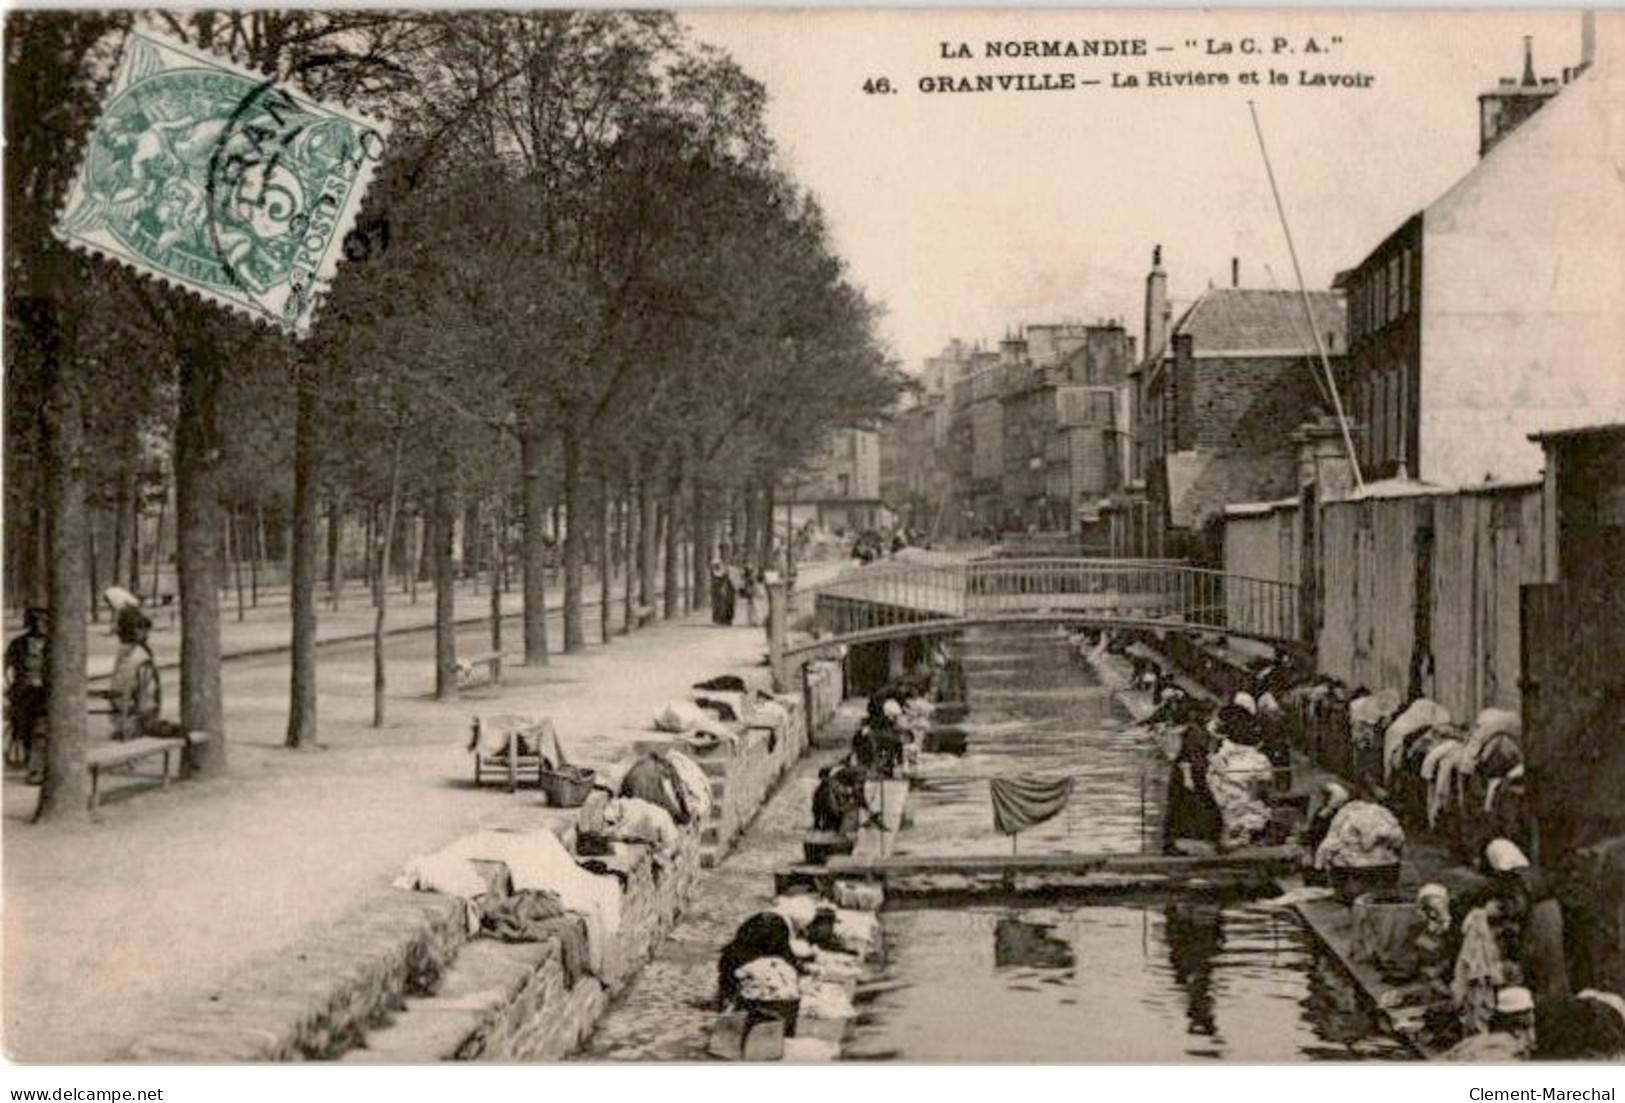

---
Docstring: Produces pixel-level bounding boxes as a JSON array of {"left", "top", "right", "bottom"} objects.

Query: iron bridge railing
[{"left": 782, "top": 557, "right": 1301, "bottom": 657}]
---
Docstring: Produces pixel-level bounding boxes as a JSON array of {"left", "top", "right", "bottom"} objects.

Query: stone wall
[{"left": 129, "top": 665, "right": 843, "bottom": 1063}]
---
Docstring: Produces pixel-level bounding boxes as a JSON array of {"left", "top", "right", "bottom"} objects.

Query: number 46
[{"left": 863, "top": 77, "right": 894, "bottom": 94}]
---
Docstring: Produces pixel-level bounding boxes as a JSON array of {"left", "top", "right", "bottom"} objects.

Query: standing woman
[
  {"left": 709, "top": 559, "right": 733, "bottom": 626},
  {"left": 1162, "top": 716, "right": 1222, "bottom": 855}
]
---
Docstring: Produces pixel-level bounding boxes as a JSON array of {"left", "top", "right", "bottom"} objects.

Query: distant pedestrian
[
  {"left": 709, "top": 560, "right": 736, "bottom": 626},
  {"left": 5, "top": 607, "right": 50, "bottom": 783}
]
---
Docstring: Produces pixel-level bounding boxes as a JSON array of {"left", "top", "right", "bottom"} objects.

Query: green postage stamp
[{"left": 54, "top": 28, "right": 388, "bottom": 335}]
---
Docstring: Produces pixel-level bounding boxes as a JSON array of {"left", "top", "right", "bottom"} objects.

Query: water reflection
[
  {"left": 1163, "top": 902, "right": 1223, "bottom": 1039},
  {"left": 994, "top": 916, "right": 1076, "bottom": 972}
]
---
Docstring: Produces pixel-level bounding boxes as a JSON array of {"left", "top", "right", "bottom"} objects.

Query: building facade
[{"left": 1340, "top": 21, "right": 1624, "bottom": 489}]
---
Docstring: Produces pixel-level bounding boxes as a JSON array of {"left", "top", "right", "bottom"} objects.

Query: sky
[{"left": 683, "top": 8, "right": 1589, "bottom": 371}]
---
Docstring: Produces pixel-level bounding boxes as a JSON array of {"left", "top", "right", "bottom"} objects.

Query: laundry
[
  {"left": 664, "top": 749, "right": 714, "bottom": 821},
  {"left": 989, "top": 773, "right": 1074, "bottom": 836},
  {"left": 1207, "top": 738, "right": 1273, "bottom": 849},
  {"left": 798, "top": 978, "right": 856, "bottom": 1020},
  {"left": 394, "top": 828, "right": 622, "bottom": 974},
  {"left": 603, "top": 797, "right": 682, "bottom": 855},
  {"left": 1349, "top": 688, "right": 1403, "bottom": 750},
  {"left": 618, "top": 755, "right": 690, "bottom": 825},
  {"left": 734, "top": 957, "right": 802, "bottom": 1002},
  {"left": 1451, "top": 904, "right": 1509, "bottom": 1034},
  {"left": 654, "top": 700, "right": 738, "bottom": 745},
  {"left": 693, "top": 694, "right": 744, "bottom": 722},
  {"left": 468, "top": 714, "right": 567, "bottom": 766},
  {"left": 1459, "top": 708, "right": 1522, "bottom": 776},
  {"left": 1424, "top": 741, "right": 1466, "bottom": 828},
  {"left": 1383, "top": 698, "right": 1450, "bottom": 782},
  {"left": 479, "top": 894, "right": 591, "bottom": 988},
  {"left": 1314, "top": 800, "right": 1405, "bottom": 871}
]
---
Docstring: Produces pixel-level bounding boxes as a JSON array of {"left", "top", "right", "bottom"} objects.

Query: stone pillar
[
  {"left": 1293, "top": 415, "right": 1358, "bottom": 502},
  {"left": 767, "top": 578, "right": 787, "bottom": 692}
]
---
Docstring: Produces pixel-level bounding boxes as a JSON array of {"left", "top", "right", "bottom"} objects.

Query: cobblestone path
[{"left": 575, "top": 746, "right": 843, "bottom": 1060}]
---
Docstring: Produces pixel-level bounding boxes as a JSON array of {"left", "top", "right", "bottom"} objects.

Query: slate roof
[
  {"left": 1167, "top": 449, "right": 1303, "bottom": 531},
  {"left": 1170, "top": 288, "right": 1347, "bottom": 356}
]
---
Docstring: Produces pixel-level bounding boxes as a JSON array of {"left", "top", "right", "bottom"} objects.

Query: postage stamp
[{"left": 53, "top": 27, "right": 389, "bottom": 335}]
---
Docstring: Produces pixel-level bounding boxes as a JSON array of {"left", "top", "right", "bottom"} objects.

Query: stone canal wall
[{"left": 126, "top": 661, "right": 844, "bottom": 1063}]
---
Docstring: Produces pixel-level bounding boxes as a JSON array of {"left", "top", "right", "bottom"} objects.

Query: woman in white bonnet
[{"left": 1480, "top": 838, "right": 1572, "bottom": 1005}]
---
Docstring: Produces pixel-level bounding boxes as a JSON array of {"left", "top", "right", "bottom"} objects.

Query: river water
[{"left": 581, "top": 624, "right": 1411, "bottom": 1061}]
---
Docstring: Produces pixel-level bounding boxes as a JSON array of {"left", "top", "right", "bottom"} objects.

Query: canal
[{"left": 581, "top": 624, "right": 1411, "bottom": 1061}]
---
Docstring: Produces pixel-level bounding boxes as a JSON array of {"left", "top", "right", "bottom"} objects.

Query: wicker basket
[{"left": 539, "top": 765, "right": 596, "bottom": 808}]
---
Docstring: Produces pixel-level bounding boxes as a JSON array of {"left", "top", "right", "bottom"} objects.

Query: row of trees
[{"left": 4, "top": 10, "right": 909, "bottom": 821}]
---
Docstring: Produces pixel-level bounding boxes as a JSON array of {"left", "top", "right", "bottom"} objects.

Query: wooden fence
[{"left": 1224, "top": 480, "right": 1548, "bottom": 723}]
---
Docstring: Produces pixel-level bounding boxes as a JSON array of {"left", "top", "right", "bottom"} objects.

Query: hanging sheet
[{"left": 989, "top": 773, "right": 1075, "bottom": 836}]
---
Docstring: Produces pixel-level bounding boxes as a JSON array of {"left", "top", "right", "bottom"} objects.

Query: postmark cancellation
[{"left": 52, "top": 28, "right": 388, "bottom": 335}]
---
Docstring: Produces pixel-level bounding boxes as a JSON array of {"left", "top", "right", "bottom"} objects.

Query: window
[
  {"left": 1373, "top": 268, "right": 1385, "bottom": 331},
  {"left": 1396, "top": 363, "right": 1409, "bottom": 468},
  {"left": 1387, "top": 256, "right": 1401, "bottom": 322},
  {"left": 1400, "top": 249, "right": 1413, "bottom": 315},
  {"left": 1361, "top": 379, "right": 1375, "bottom": 468},
  {"left": 1374, "top": 373, "right": 1387, "bottom": 464}
]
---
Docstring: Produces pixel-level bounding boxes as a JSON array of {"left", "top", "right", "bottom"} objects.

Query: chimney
[
  {"left": 1521, "top": 35, "right": 1537, "bottom": 86},
  {"left": 1478, "top": 34, "right": 1562, "bottom": 157},
  {"left": 1143, "top": 244, "right": 1168, "bottom": 366},
  {"left": 1231, "top": 257, "right": 1239, "bottom": 288},
  {"left": 1581, "top": 9, "right": 1596, "bottom": 72}
]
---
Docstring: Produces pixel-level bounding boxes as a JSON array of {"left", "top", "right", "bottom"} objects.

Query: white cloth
[
  {"left": 1314, "top": 801, "right": 1405, "bottom": 870},
  {"left": 103, "top": 585, "right": 141, "bottom": 612},
  {"left": 394, "top": 828, "right": 622, "bottom": 972},
  {"left": 664, "top": 749, "right": 714, "bottom": 820},
  {"left": 471, "top": 714, "right": 565, "bottom": 765},
  {"left": 604, "top": 797, "right": 681, "bottom": 854},
  {"left": 1425, "top": 742, "right": 1466, "bottom": 828},
  {"left": 1485, "top": 838, "right": 1530, "bottom": 873},
  {"left": 799, "top": 978, "right": 856, "bottom": 1020},
  {"left": 1460, "top": 708, "right": 1522, "bottom": 775},
  {"left": 832, "top": 908, "right": 880, "bottom": 954},
  {"left": 734, "top": 957, "right": 801, "bottom": 1001},
  {"left": 1383, "top": 699, "right": 1451, "bottom": 782},
  {"left": 1350, "top": 688, "right": 1403, "bottom": 729},
  {"left": 1207, "top": 739, "right": 1274, "bottom": 848},
  {"left": 654, "top": 700, "right": 737, "bottom": 742}
]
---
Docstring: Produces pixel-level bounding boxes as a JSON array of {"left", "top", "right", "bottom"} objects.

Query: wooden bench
[
  {"left": 457, "top": 651, "right": 504, "bottom": 690},
  {"left": 85, "top": 730, "right": 210, "bottom": 811}
]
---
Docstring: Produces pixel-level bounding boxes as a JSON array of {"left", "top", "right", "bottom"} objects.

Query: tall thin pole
[{"left": 1248, "top": 101, "right": 1365, "bottom": 493}]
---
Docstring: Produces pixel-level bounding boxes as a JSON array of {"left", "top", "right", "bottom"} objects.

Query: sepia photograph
[{"left": 3, "top": 3, "right": 1624, "bottom": 1079}]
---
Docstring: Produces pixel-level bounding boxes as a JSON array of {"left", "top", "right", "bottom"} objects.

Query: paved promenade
[{"left": 1, "top": 568, "right": 837, "bottom": 1061}]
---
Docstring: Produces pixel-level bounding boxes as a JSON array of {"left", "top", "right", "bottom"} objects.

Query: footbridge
[{"left": 766, "top": 556, "right": 1304, "bottom": 687}]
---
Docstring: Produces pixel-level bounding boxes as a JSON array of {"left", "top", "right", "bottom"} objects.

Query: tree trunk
[
  {"left": 128, "top": 485, "right": 141, "bottom": 594},
  {"left": 285, "top": 360, "right": 319, "bottom": 749},
  {"left": 597, "top": 475, "right": 612, "bottom": 643},
  {"left": 175, "top": 339, "right": 226, "bottom": 775},
  {"left": 230, "top": 506, "right": 245, "bottom": 622},
  {"left": 112, "top": 462, "right": 130, "bottom": 596},
  {"left": 251, "top": 503, "right": 262, "bottom": 608},
  {"left": 86, "top": 511, "right": 99, "bottom": 623},
  {"left": 665, "top": 474, "right": 681, "bottom": 621},
  {"left": 519, "top": 421, "right": 549, "bottom": 664},
  {"left": 325, "top": 495, "right": 342, "bottom": 611},
  {"left": 432, "top": 458, "right": 457, "bottom": 700},
  {"left": 461, "top": 500, "right": 481, "bottom": 582},
  {"left": 409, "top": 514, "right": 422, "bottom": 603},
  {"left": 34, "top": 315, "right": 91, "bottom": 821},
  {"left": 743, "top": 483, "right": 761, "bottom": 576},
  {"left": 560, "top": 421, "right": 585, "bottom": 652},
  {"left": 621, "top": 481, "right": 635, "bottom": 634},
  {"left": 489, "top": 509, "right": 503, "bottom": 654},
  {"left": 150, "top": 488, "right": 165, "bottom": 600},
  {"left": 760, "top": 480, "right": 776, "bottom": 574},
  {"left": 373, "top": 435, "right": 404, "bottom": 728},
  {"left": 639, "top": 467, "right": 657, "bottom": 615}
]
